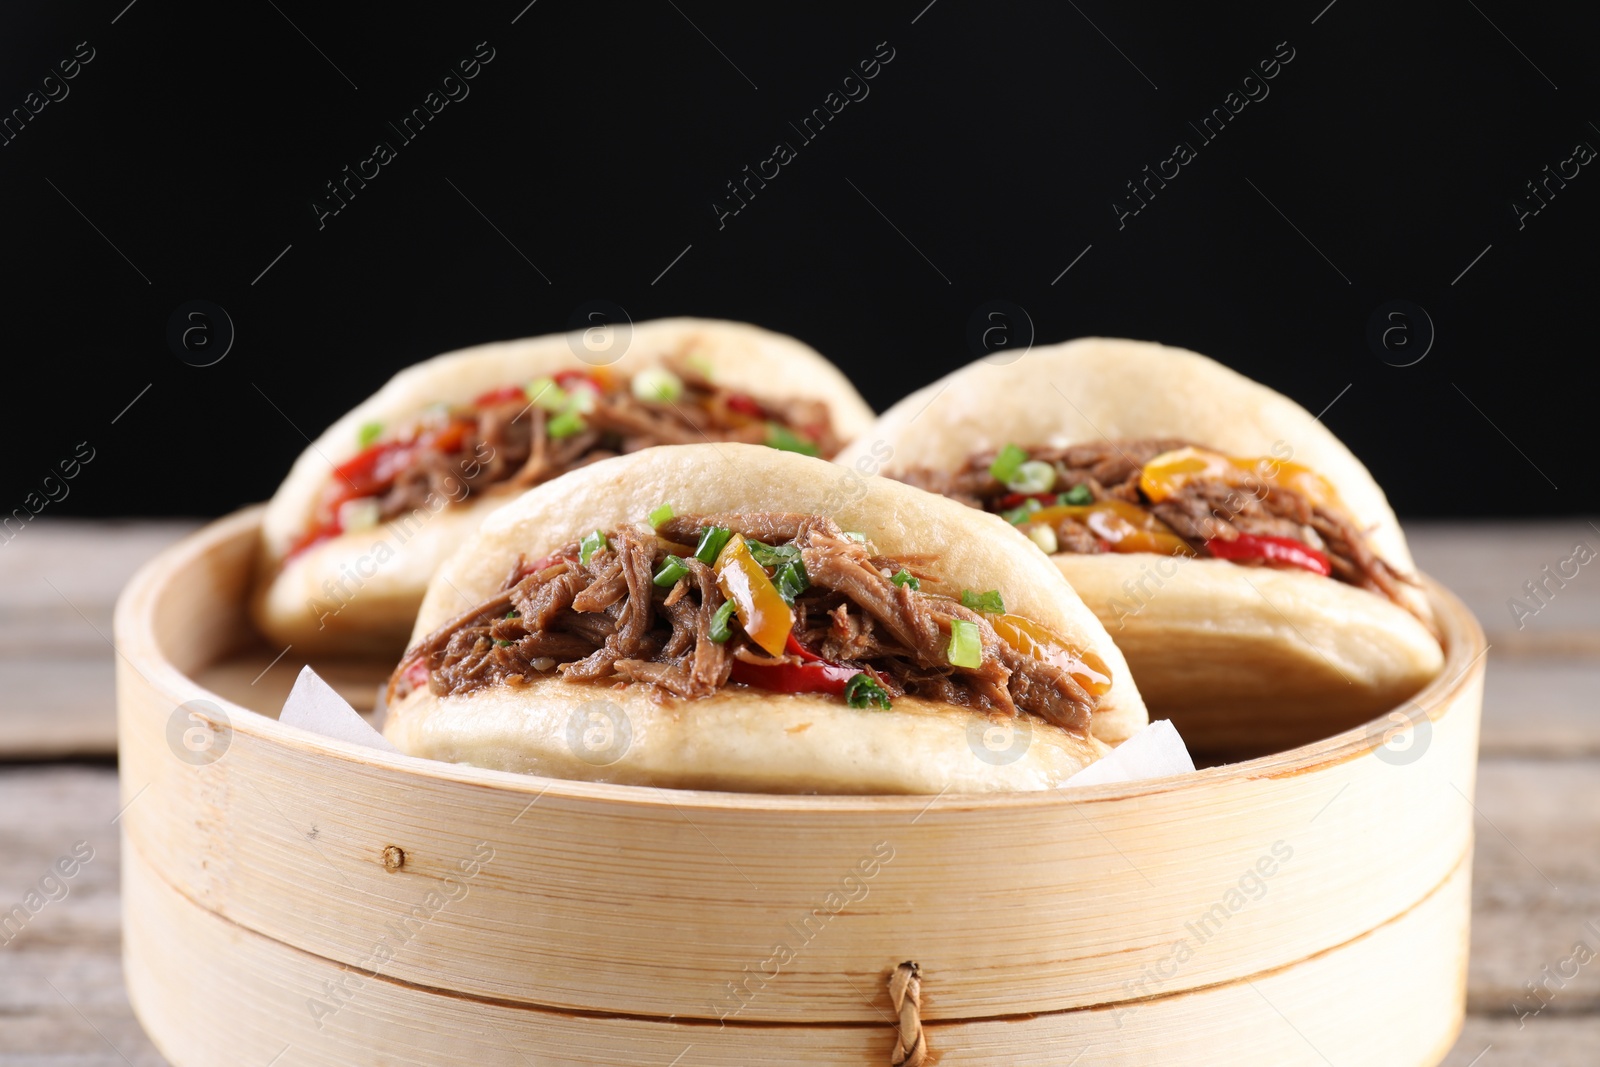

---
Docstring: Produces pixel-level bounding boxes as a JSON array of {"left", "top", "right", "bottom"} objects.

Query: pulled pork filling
[
  {"left": 897, "top": 438, "right": 1419, "bottom": 612},
  {"left": 390, "top": 512, "right": 1111, "bottom": 734},
  {"left": 293, "top": 357, "right": 840, "bottom": 557}
]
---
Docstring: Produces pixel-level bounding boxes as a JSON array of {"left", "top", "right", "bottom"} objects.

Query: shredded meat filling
[
  {"left": 335, "top": 357, "right": 841, "bottom": 530},
  {"left": 898, "top": 438, "right": 1419, "bottom": 612},
  {"left": 391, "top": 513, "right": 1098, "bottom": 733}
]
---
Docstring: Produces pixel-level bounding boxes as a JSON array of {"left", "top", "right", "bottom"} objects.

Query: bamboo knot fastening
[{"left": 888, "top": 960, "right": 927, "bottom": 1066}]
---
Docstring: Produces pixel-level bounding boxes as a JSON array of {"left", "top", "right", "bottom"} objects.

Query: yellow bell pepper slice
[
  {"left": 988, "top": 613, "right": 1113, "bottom": 697},
  {"left": 1023, "top": 499, "right": 1194, "bottom": 557},
  {"left": 1139, "top": 447, "right": 1341, "bottom": 511},
  {"left": 714, "top": 534, "right": 794, "bottom": 656}
]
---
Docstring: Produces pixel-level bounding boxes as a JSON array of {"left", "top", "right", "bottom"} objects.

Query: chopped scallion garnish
[
  {"left": 747, "top": 539, "right": 800, "bottom": 567},
  {"left": 694, "top": 526, "right": 733, "bottom": 565},
  {"left": 525, "top": 377, "right": 569, "bottom": 412},
  {"left": 652, "top": 554, "right": 689, "bottom": 587},
  {"left": 764, "top": 423, "right": 819, "bottom": 456},
  {"left": 1008, "top": 460, "right": 1056, "bottom": 494},
  {"left": 548, "top": 410, "right": 587, "bottom": 438},
  {"left": 947, "top": 618, "right": 982, "bottom": 669},
  {"left": 708, "top": 599, "right": 737, "bottom": 643},
  {"left": 844, "top": 673, "right": 892, "bottom": 710},
  {"left": 648, "top": 503, "right": 675, "bottom": 528},
  {"left": 1059, "top": 484, "right": 1094, "bottom": 506},
  {"left": 961, "top": 589, "right": 1006, "bottom": 614},
  {"left": 843, "top": 531, "right": 869, "bottom": 543},
  {"left": 494, "top": 638, "right": 513, "bottom": 647},
  {"left": 891, "top": 568, "right": 920, "bottom": 591},
  {"left": 989, "top": 444, "right": 1029, "bottom": 484},
  {"left": 358, "top": 421, "right": 384, "bottom": 448},
  {"left": 1000, "top": 497, "right": 1043, "bottom": 525},
  {"left": 774, "top": 560, "right": 809, "bottom": 604},
  {"left": 631, "top": 366, "right": 684, "bottom": 404},
  {"left": 505, "top": 609, "right": 521, "bottom": 619},
  {"left": 579, "top": 530, "right": 609, "bottom": 565}
]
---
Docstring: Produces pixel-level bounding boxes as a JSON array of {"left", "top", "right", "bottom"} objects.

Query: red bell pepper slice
[
  {"left": 1205, "top": 533, "right": 1332, "bottom": 576},
  {"left": 728, "top": 634, "right": 875, "bottom": 697},
  {"left": 725, "top": 393, "right": 764, "bottom": 418},
  {"left": 400, "top": 657, "right": 430, "bottom": 689},
  {"left": 473, "top": 385, "right": 528, "bottom": 407},
  {"left": 554, "top": 370, "right": 603, "bottom": 394},
  {"left": 992, "top": 491, "right": 1058, "bottom": 511}
]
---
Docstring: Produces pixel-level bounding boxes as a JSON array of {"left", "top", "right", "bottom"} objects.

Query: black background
[{"left": 3, "top": 0, "right": 1590, "bottom": 520}]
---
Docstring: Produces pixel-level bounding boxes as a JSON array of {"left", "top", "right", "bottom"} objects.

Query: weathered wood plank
[
  {"left": 0, "top": 522, "right": 196, "bottom": 758},
  {"left": 1408, "top": 520, "right": 1600, "bottom": 653},
  {"left": 1464, "top": 760, "right": 1600, "bottom": 1024},
  {"left": 1481, "top": 661, "right": 1600, "bottom": 757},
  {"left": 0, "top": 767, "right": 167, "bottom": 1067}
]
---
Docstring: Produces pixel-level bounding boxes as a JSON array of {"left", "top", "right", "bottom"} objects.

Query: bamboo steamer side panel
[
  {"left": 123, "top": 839, "right": 1469, "bottom": 1067},
  {"left": 116, "top": 509, "right": 1484, "bottom": 1025}
]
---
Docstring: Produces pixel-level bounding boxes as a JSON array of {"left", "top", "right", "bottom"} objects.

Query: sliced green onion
[
  {"left": 565, "top": 387, "right": 597, "bottom": 415},
  {"left": 494, "top": 638, "right": 514, "bottom": 647},
  {"left": 947, "top": 618, "right": 982, "bottom": 669},
  {"left": 631, "top": 367, "right": 683, "bottom": 404},
  {"left": 579, "top": 530, "right": 609, "bottom": 566},
  {"left": 686, "top": 353, "right": 714, "bottom": 378},
  {"left": 989, "top": 444, "right": 1028, "bottom": 484},
  {"left": 746, "top": 539, "right": 800, "bottom": 567},
  {"left": 1025, "top": 524, "right": 1059, "bottom": 554},
  {"left": 505, "top": 609, "right": 521, "bottom": 619},
  {"left": 652, "top": 554, "right": 689, "bottom": 587},
  {"left": 961, "top": 589, "right": 1006, "bottom": 614},
  {"left": 647, "top": 503, "right": 675, "bottom": 528},
  {"left": 1059, "top": 484, "right": 1094, "bottom": 506},
  {"left": 548, "top": 410, "right": 587, "bottom": 438},
  {"left": 694, "top": 526, "right": 733, "bottom": 565},
  {"left": 1008, "top": 460, "right": 1056, "bottom": 494},
  {"left": 843, "top": 531, "right": 869, "bottom": 543},
  {"left": 1000, "top": 498, "right": 1043, "bottom": 525},
  {"left": 525, "top": 377, "right": 569, "bottom": 412},
  {"left": 357, "top": 420, "right": 384, "bottom": 448},
  {"left": 708, "top": 599, "right": 737, "bottom": 643},
  {"left": 844, "top": 673, "right": 892, "bottom": 710},
  {"left": 773, "top": 560, "right": 809, "bottom": 604},
  {"left": 765, "top": 423, "right": 819, "bottom": 456},
  {"left": 891, "top": 568, "right": 920, "bottom": 591}
]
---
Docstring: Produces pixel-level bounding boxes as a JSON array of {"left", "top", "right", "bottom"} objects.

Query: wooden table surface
[{"left": 2, "top": 518, "right": 1596, "bottom": 1065}]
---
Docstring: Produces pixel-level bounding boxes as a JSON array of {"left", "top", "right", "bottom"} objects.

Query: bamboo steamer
[{"left": 115, "top": 507, "right": 1485, "bottom": 1066}]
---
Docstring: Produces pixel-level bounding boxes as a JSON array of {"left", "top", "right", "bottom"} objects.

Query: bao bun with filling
[
  {"left": 834, "top": 338, "right": 1443, "bottom": 746},
  {"left": 252, "top": 318, "right": 875, "bottom": 656},
  {"left": 383, "top": 444, "right": 1148, "bottom": 794}
]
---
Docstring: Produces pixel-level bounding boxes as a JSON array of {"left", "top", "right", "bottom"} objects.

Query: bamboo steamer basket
[{"left": 115, "top": 507, "right": 1485, "bottom": 1066}]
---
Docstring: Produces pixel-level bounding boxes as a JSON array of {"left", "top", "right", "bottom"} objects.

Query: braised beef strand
[
  {"left": 898, "top": 438, "right": 1416, "bottom": 610},
  {"left": 392, "top": 513, "right": 1097, "bottom": 733}
]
